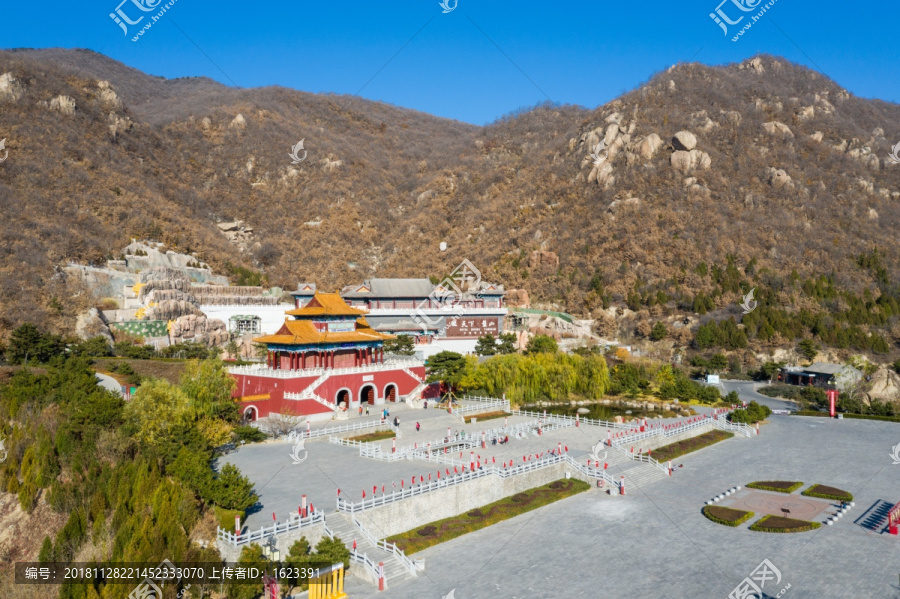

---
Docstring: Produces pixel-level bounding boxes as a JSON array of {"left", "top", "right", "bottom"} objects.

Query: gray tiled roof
[{"left": 342, "top": 279, "right": 435, "bottom": 298}]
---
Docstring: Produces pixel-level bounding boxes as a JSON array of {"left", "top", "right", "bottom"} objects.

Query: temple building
[
  {"left": 327, "top": 278, "right": 506, "bottom": 358},
  {"left": 231, "top": 292, "right": 426, "bottom": 421}
]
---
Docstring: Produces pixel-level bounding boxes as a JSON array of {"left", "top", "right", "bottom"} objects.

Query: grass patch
[
  {"left": 386, "top": 478, "right": 590, "bottom": 554},
  {"left": 346, "top": 430, "right": 395, "bottom": 442},
  {"left": 648, "top": 430, "right": 733, "bottom": 463},
  {"left": 802, "top": 484, "right": 853, "bottom": 502},
  {"left": 214, "top": 506, "right": 244, "bottom": 530},
  {"left": 464, "top": 411, "right": 508, "bottom": 424},
  {"left": 94, "top": 358, "right": 186, "bottom": 385},
  {"left": 839, "top": 413, "right": 900, "bottom": 423},
  {"left": 702, "top": 506, "right": 755, "bottom": 527},
  {"left": 750, "top": 514, "right": 821, "bottom": 533},
  {"left": 792, "top": 410, "right": 831, "bottom": 418},
  {"left": 746, "top": 481, "right": 803, "bottom": 493}
]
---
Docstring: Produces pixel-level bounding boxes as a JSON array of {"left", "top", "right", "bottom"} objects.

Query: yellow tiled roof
[
  {"left": 284, "top": 292, "right": 366, "bottom": 317},
  {"left": 254, "top": 317, "right": 393, "bottom": 346}
]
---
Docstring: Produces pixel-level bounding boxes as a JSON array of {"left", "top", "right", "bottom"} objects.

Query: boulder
[
  {"left": 76, "top": 308, "right": 114, "bottom": 344},
  {"left": 229, "top": 113, "right": 246, "bottom": 128},
  {"left": 798, "top": 106, "right": 815, "bottom": 120},
  {"left": 766, "top": 167, "right": 793, "bottom": 189},
  {"left": 672, "top": 131, "right": 697, "bottom": 151},
  {"left": 505, "top": 289, "right": 530, "bottom": 308},
  {"left": 809, "top": 131, "right": 824, "bottom": 142},
  {"left": 607, "top": 197, "right": 640, "bottom": 213},
  {"left": 671, "top": 150, "right": 710, "bottom": 173},
  {"left": 49, "top": 95, "right": 76, "bottom": 115},
  {"left": 740, "top": 57, "right": 765, "bottom": 73},
  {"left": 867, "top": 367, "right": 900, "bottom": 403},
  {"left": 108, "top": 112, "right": 133, "bottom": 137},
  {"left": 0, "top": 73, "right": 25, "bottom": 102},
  {"left": 529, "top": 250, "right": 559, "bottom": 270},
  {"left": 637, "top": 133, "right": 663, "bottom": 159},
  {"left": 763, "top": 121, "right": 794, "bottom": 138},
  {"left": 170, "top": 314, "right": 229, "bottom": 347},
  {"left": 589, "top": 162, "right": 615, "bottom": 189},
  {"left": 200, "top": 117, "right": 212, "bottom": 131},
  {"left": 721, "top": 111, "right": 742, "bottom": 126},
  {"left": 97, "top": 81, "right": 123, "bottom": 109}
]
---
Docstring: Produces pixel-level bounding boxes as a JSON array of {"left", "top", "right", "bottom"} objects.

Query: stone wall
[{"left": 354, "top": 463, "right": 572, "bottom": 538}]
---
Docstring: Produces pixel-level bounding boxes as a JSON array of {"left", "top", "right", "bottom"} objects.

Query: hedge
[
  {"left": 746, "top": 481, "right": 803, "bottom": 493},
  {"left": 750, "top": 515, "right": 821, "bottom": 533},
  {"left": 702, "top": 506, "right": 755, "bottom": 527},
  {"left": 840, "top": 413, "right": 900, "bottom": 423},
  {"left": 801, "top": 484, "right": 853, "bottom": 502}
]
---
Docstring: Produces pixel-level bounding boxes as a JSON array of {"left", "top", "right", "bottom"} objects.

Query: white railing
[
  {"left": 335, "top": 451, "right": 620, "bottom": 513},
  {"left": 377, "top": 539, "right": 421, "bottom": 575},
  {"left": 352, "top": 516, "right": 381, "bottom": 547},
  {"left": 612, "top": 444, "right": 669, "bottom": 474},
  {"left": 511, "top": 408, "right": 631, "bottom": 430},
  {"left": 713, "top": 418, "right": 754, "bottom": 437},
  {"left": 230, "top": 357, "right": 423, "bottom": 380},
  {"left": 460, "top": 395, "right": 511, "bottom": 412},
  {"left": 216, "top": 510, "right": 323, "bottom": 547},
  {"left": 563, "top": 455, "right": 621, "bottom": 488},
  {"left": 298, "top": 418, "right": 391, "bottom": 440},
  {"left": 349, "top": 550, "right": 381, "bottom": 583}
]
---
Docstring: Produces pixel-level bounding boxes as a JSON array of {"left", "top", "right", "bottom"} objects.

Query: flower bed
[
  {"left": 750, "top": 515, "right": 821, "bottom": 533},
  {"left": 648, "top": 430, "right": 733, "bottom": 463},
  {"left": 746, "top": 481, "right": 803, "bottom": 494},
  {"left": 702, "top": 505, "right": 755, "bottom": 527},
  {"left": 801, "top": 484, "right": 853, "bottom": 502},
  {"left": 347, "top": 430, "right": 395, "bottom": 442},
  {"left": 464, "top": 411, "right": 508, "bottom": 424},
  {"left": 386, "top": 479, "right": 590, "bottom": 554}
]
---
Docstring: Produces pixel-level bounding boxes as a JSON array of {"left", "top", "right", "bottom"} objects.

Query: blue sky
[{"left": 2, "top": 0, "right": 898, "bottom": 124}]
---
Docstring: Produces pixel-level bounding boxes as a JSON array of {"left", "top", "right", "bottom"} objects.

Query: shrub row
[
  {"left": 702, "top": 506, "right": 755, "bottom": 527},
  {"left": 746, "top": 481, "right": 803, "bottom": 493},
  {"left": 750, "top": 515, "right": 821, "bottom": 533},
  {"left": 801, "top": 484, "right": 853, "bottom": 502}
]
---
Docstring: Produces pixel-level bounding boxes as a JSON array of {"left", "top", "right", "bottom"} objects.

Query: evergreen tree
[
  {"left": 210, "top": 464, "right": 258, "bottom": 511},
  {"left": 497, "top": 333, "right": 518, "bottom": 354},
  {"left": 649, "top": 322, "right": 667, "bottom": 341},
  {"left": 474, "top": 334, "right": 498, "bottom": 356},
  {"left": 383, "top": 335, "right": 416, "bottom": 356},
  {"left": 525, "top": 334, "right": 558, "bottom": 355}
]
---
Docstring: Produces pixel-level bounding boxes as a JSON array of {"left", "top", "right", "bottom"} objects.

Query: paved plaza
[
  {"left": 720, "top": 488, "right": 833, "bottom": 521},
  {"left": 221, "top": 398, "right": 900, "bottom": 599}
]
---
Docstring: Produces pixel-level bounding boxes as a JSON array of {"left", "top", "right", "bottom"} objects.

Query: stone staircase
[
  {"left": 326, "top": 512, "right": 415, "bottom": 589},
  {"left": 403, "top": 380, "right": 429, "bottom": 407},
  {"left": 621, "top": 463, "right": 669, "bottom": 489}
]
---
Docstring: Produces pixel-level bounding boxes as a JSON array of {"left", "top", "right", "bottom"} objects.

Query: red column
[{"left": 301, "top": 352, "right": 306, "bottom": 369}]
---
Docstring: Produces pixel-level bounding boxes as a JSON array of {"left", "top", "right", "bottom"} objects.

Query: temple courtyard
[{"left": 221, "top": 405, "right": 900, "bottom": 599}]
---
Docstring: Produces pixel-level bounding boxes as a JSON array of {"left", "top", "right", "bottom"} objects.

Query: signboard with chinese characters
[
  {"left": 444, "top": 317, "right": 499, "bottom": 338},
  {"left": 327, "top": 321, "right": 355, "bottom": 333}
]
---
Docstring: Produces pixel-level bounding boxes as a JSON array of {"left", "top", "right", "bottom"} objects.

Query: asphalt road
[{"left": 718, "top": 379, "right": 799, "bottom": 411}]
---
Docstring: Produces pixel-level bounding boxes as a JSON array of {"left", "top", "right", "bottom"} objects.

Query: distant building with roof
[
  {"left": 779, "top": 362, "right": 863, "bottom": 389},
  {"left": 230, "top": 292, "right": 426, "bottom": 421},
  {"left": 334, "top": 277, "right": 507, "bottom": 358}
]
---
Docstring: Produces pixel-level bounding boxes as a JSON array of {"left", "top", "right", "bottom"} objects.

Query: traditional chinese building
[
  {"left": 334, "top": 278, "right": 507, "bottom": 358},
  {"left": 231, "top": 292, "right": 426, "bottom": 421}
]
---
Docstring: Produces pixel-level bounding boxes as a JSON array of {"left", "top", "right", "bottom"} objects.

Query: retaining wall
[{"left": 355, "top": 463, "right": 573, "bottom": 538}]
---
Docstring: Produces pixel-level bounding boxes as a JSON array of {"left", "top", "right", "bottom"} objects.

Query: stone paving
[
  {"left": 719, "top": 488, "right": 833, "bottom": 521},
  {"left": 223, "top": 401, "right": 900, "bottom": 598}
]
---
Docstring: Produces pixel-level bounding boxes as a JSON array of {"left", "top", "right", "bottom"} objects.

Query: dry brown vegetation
[{"left": 0, "top": 50, "right": 898, "bottom": 347}]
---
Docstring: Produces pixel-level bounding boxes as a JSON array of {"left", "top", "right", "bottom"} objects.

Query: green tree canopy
[
  {"left": 124, "top": 379, "right": 192, "bottom": 447},
  {"left": 525, "top": 334, "right": 558, "bottom": 355},
  {"left": 497, "top": 332, "right": 518, "bottom": 354},
  {"left": 649, "top": 322, "right": 667, "bottom": 341},
  {"left": 475, "top": 333, "right": 498, "bottom": 356},
  {"left": 383, "top": 335, "right": 416, "bottom": 356},
  {"left": 180, "top": 358, "right": 238, "bottom": 421},
  {"left": 426, "top": 351, "right": 469, "bottom": 392}
]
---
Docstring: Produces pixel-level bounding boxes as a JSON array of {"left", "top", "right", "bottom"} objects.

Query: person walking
[
  {"left": 424, "top": 401, "right": 428, "bottom": 409},
  {"left": 365, "top": 406, "right": 369, "bottom": 416},
  {"left": 416, "top": 422, "right": 421, "bottom": 432}
]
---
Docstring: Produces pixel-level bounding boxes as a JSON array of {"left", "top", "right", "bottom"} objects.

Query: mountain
[{"left": 0, "top": 49, "right": 899, "bottom": 358}]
